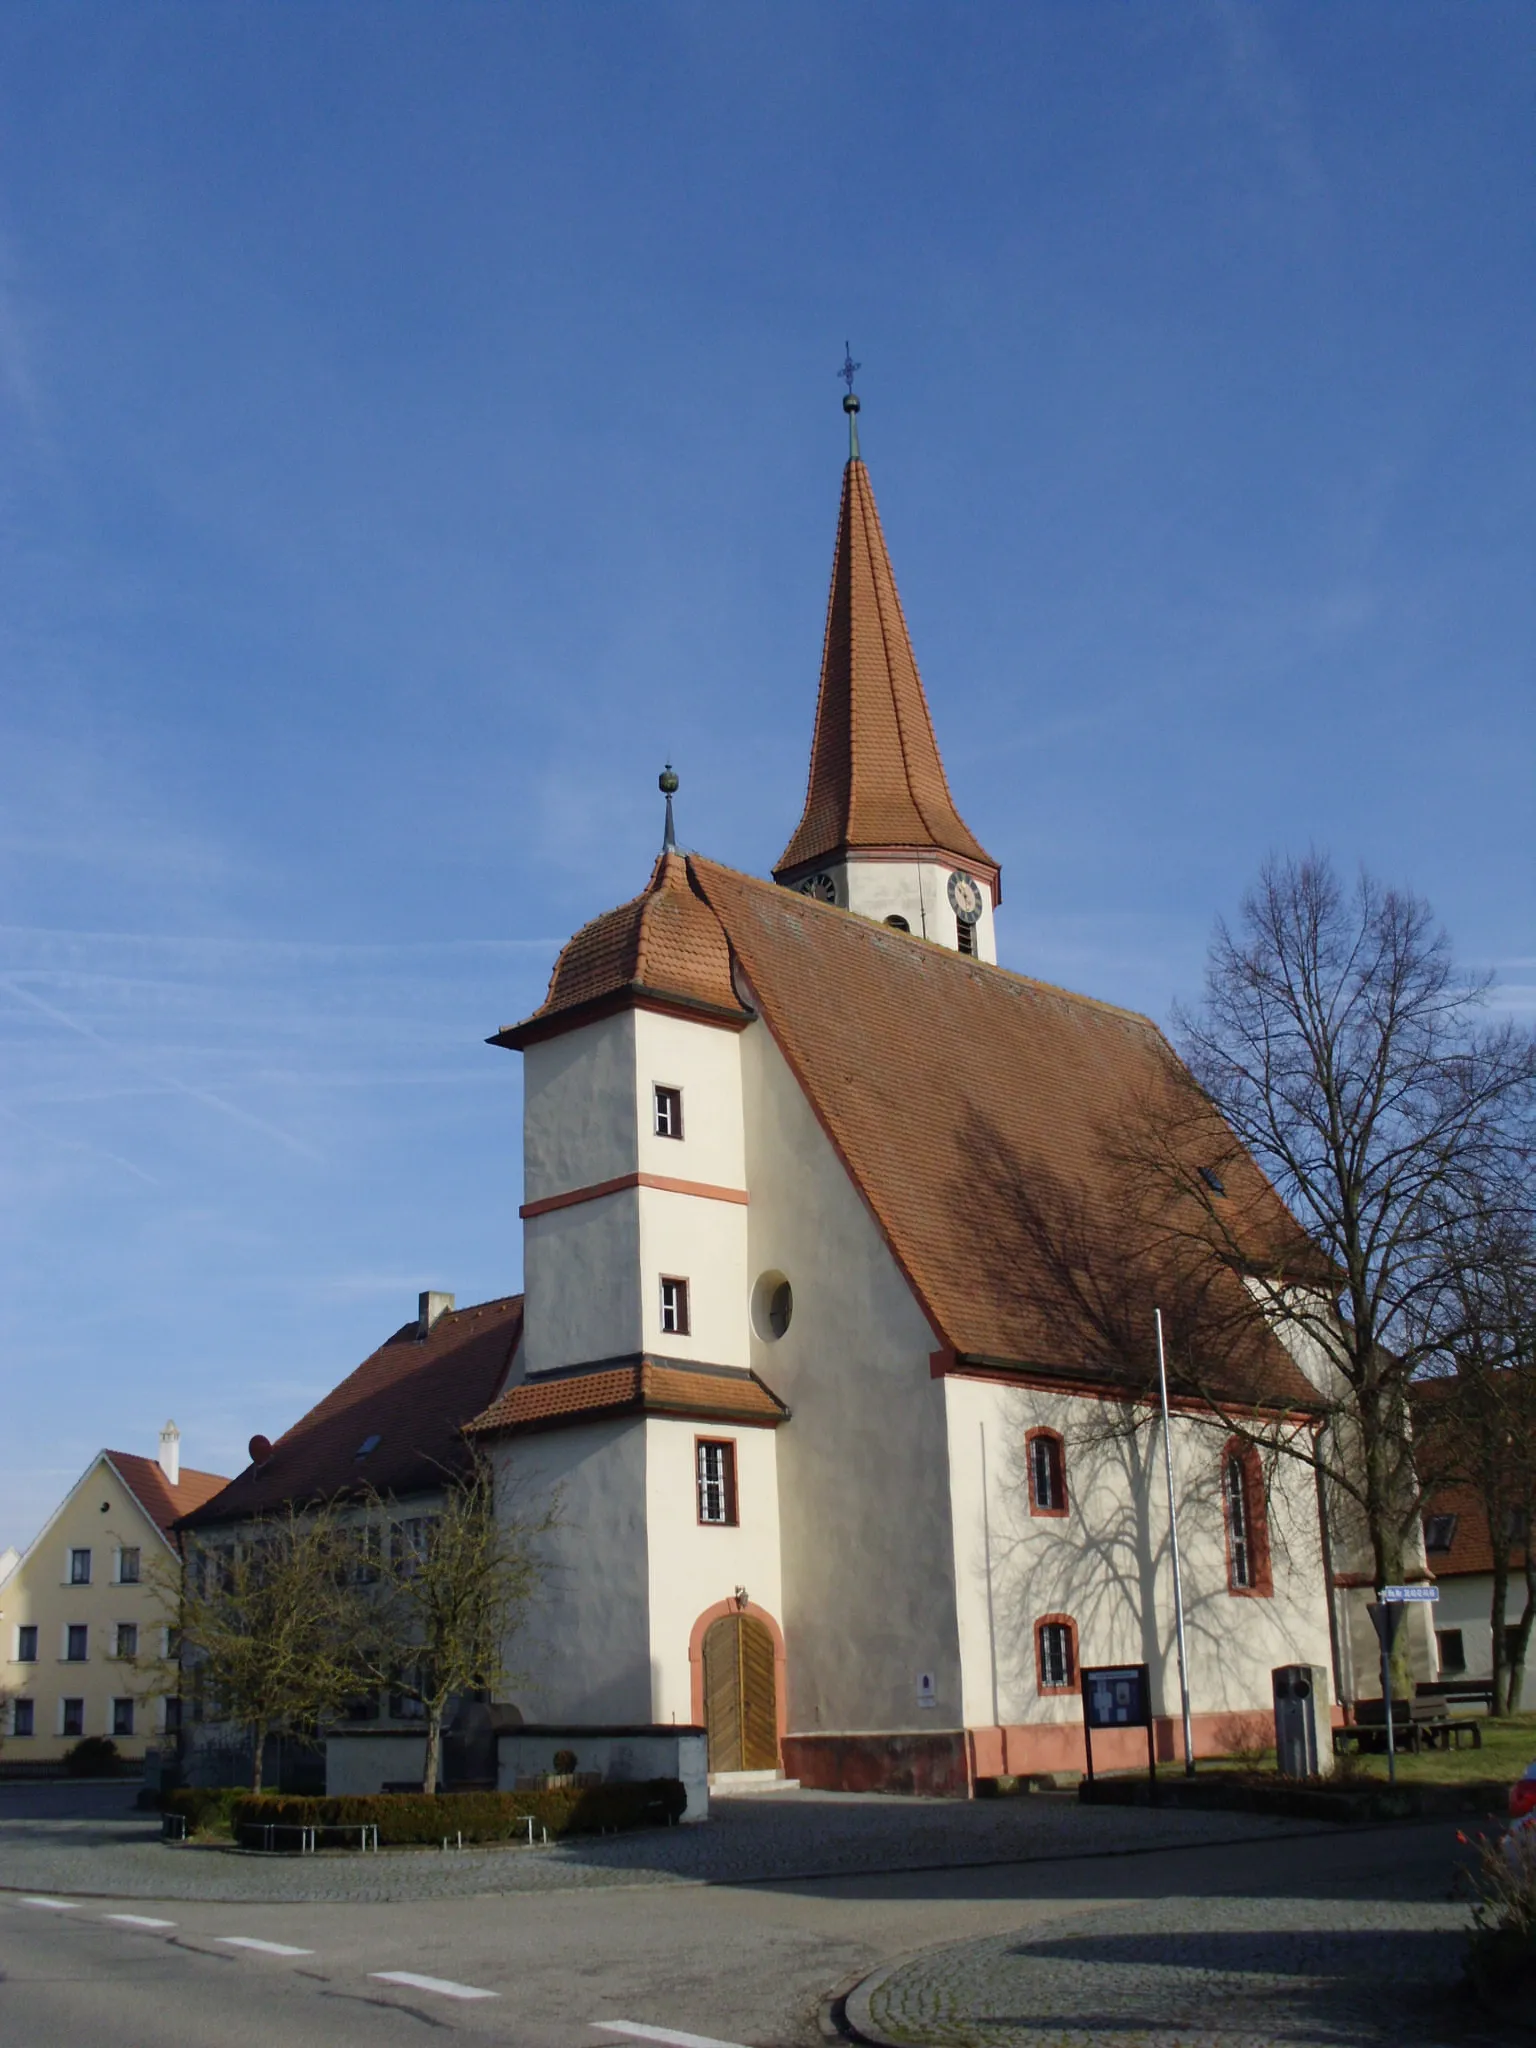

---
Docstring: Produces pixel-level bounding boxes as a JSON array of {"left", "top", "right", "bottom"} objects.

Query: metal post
[
  {"left": 1155, "top": 1310, "right": 1197, "bottom": 1775},
  {"left": 1381, "top": 1611, "right": 1397, "bottom": 1787}
]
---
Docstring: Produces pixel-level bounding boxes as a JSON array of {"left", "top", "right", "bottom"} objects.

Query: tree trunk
[
  {"left": 1489, "top": 1555, "right": 1512, "bottom": 1716},
  {"left": 1361, "top": 1397, "right": 1415, "bottom": 1698},
  {"left": 1510, "top": 1557, "right": 1535, "bottom": 1714},
  {"left": 422, "top": 1707, "right": 442, "bottom": 1795},
  {"left": 250, "top": 1718, "right": 267, "bottom": 1795}
]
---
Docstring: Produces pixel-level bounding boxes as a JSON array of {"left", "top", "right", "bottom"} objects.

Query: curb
[{"left": 839, "top": 1958, "right": 908, "bottom": 2046}]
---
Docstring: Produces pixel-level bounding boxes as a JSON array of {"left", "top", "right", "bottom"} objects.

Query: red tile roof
[
  {"left": 468, "top": 1360, "right": 788, "bottom": 1436},
  {"left": 689, "top": 854, "right": 1317, "bottom": 1411},
  {"left": 494, "top": 850, "right": 751, "bottom": 1049},
  {"left": 178, "top": 1297, "right": 523, "bottom": 1528},
  {"left": 1412, "top": 1380, "right": 1530, "bottom": 1579},
  {"left": 775, "top": 458, "right": 997, "bottom": 887},
  {"left": 106, "top": 1454, "right": 229, "bottom": 1537}
]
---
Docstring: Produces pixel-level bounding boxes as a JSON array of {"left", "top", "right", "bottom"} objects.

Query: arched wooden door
[{"left": 701, "top": 1613, "right": 778, "bottom": 1772}]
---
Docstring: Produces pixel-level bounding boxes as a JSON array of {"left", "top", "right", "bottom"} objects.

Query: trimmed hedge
[
  {"left": 63, "top": 1736, "right": 120, "bottom": 1777},
  {"left": 163, "top": 1786, "right": 249, "bottom": 1835},
  {"left": 227, "top": 1781, "right": 688, "bottom": 1846}
]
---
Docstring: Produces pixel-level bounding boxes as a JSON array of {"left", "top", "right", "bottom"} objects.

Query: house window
[
  {"left": 1223, "top": 1444, "right": 1273, "bottom": 1596},
  {"left": 163, "top": 1697, "right": 182, "bottom": 1734},
  {"left": 696, "top": 1439, "right": 738, "bottom": 1526},
  {"left": 1036, "top": 1617, "right": 1078, "bottom": 1693},
  {"left": 660, "top": 1275, "right": 690, "bottom": 1336},
  {"left": 392, "top": 1519, "right": 432, "bottom": 1574},
  {"left": 1507, "top": 1507, "right": 1529, "bottom": 1545},
  {"left": 1027, "top": 1430, "right": 1068, "bottom": 1516},
  {"left": 653, "top": 1085, "right": 684, "bottom": 1140},
  {"left": 69, "top": 1548, "right": 91, "bottom": 1585},
  {"left": 1423, "top": 1514, "right": 1458, "bottom": 1555},
  {"left": 884, "top": 914, "right": 910, "bottom": 932},
  {"left": 957, "top": 920, "right": 976, "bottom": 957},
  {"left": 1436, "top": 1629, "right": 1466, "bottom": 1674},
  {"left": 17, "top": 1625, "right": 38, "bottom": 1662},
  {"left": 341, "top": 1692, "right": 380, "bottom": 1722},
  {"left": 66, "top": 1624, "right": 88, "bottom": 1661},
  {"left": 115, "top": 1623, "right": 139, "bottom": 1660},
  {"left": 12, "top": 1699, "right": 34, "bottom": 1737},
  {"left": 118, "top": 1547, "right": 141, "bottom": 1585},
  {"left": 112, "top": 1698, "right": 135, "bottom": 1738},
  {"left": 61, "top": 1698, "right": 84, "bottom": 1738}
]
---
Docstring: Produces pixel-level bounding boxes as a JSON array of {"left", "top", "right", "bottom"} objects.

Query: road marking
[
  {"left": 20, "top": 1897, "right": 79, "bottom": 1910},
  {"left": 215, "top": 1937, "right": 314, "bottom": 1956},
  {"left": 370, "top": 1971, "right": 500, "bottom": 2001},
  {"left": 593, "top": 2026, "right": 752, "bottom": 2048},
  {"left": 104, "top": 1914, "right": 177, "bottom": 1929}
]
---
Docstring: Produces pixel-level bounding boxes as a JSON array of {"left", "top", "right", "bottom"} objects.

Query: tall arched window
[
  {"left": 1222, "top": 1442, "right": 1273, "bottom": 1597},
  {"left": 1026, "top": 1428, "right": 1069, "bottom": 1517}
]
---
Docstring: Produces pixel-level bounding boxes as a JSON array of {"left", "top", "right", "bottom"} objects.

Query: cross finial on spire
[
  {"left": 658, "top": 762, "right": 679, "bottom": 851},
  {"left": 840, "top": 341, "right": 862, "bottom": 461}
]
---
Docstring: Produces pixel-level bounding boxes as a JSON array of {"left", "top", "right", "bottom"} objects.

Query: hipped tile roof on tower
[
  {"left": 776, "top": 458, "right": 997, "bottom": 884},
  {"left": 494, "top": 849, "right": 750, "bottom": 1048},
  {"left": 468, "top": 1360, "right": 788, "bottom": 1438}
]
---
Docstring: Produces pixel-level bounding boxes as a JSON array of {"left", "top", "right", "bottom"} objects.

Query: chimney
[
  {"left": 418, "top": 1291, "right": 454, "bottom": 1338},
  {"left": 158, "top": 1420, "right": 181, "bottom": 1488}
]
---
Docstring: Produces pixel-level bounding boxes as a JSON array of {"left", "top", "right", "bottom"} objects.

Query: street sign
[
  {"left": 1366, "top": 1602, "right": 1405, "bottom": 1654},
  {"left": 1080, "top": 1663, "right": 1156, "bottom": 1786},
  {"left": 1379, "top": 1585, "right": 1439, "bottom": 1603}
]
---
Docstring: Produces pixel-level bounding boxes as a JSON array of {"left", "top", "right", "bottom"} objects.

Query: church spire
[{"left": 773, "top": 396, "right": 998, "bottom": 899}]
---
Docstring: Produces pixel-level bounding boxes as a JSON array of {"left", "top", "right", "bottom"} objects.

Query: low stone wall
[
  {"left": 498, "top": 1725, "right": 708, "bottom": 1823},
  {"left": 782, "top": 1730, "right": 971, "bottom": 1796}
]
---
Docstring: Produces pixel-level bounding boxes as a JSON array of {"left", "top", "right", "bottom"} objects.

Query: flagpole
[{"left": 1155, "top": 1308, "right": 1197, "bottom": 1775}]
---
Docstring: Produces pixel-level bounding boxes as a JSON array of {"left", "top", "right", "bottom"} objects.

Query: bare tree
[
  {"left": 354, "top": 1457, "right": 555, "bottom": 1794},
  {"left": 150, "top": 1506, "right": 366, "bottom": 1793},
  {"left": 1122, "top": 855, "right": 1534, "bottom": 1684}
]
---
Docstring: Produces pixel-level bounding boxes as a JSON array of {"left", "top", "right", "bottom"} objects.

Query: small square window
[
  {"left": 13, "top": 1699, "right": 34, "bottom": 1737},
  {"left": 696, "top": 1440, "right": 738, "bottom": 1526},
  {"left": 116, "top": 1623, "right": 139, "bottom": 1660},
  {"left": 62, "top": 1698, "right": 84, "bottom": 1738},
  {"left": 1436, "top": 1628, "right": 1466, "bottom": 1675},
  {"left": 1423, "top": 1514, "right": 1458, "bottom": 1554},
  {"left": 17, "top": 1624, "right": 38, "bottom": 1662},
  {"left": 112, "top": 1698, "right": 135, "bottom": 1738},
  {"left": 69, "top": 1548, "right": 91, "bottom": 1586},
  {"left": 66, "top": 1624, "right": 88, "bottom": 1661},
  {"left": 660, "top": 1275, "right": 690, "bottom": 1336},
  {"left": 653, "top": 1085, "right": 684, "bottom": 1140},
  {"left": 118, "top": 1547, "right": 141, "bottom": 1584}
]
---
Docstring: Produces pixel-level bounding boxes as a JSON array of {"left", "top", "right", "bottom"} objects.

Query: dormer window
[
  {"left": 653, "top": 1085, "right": 683, "bottom": 1140},
  {"left": 884, "top": 915, "right": 910, "bottom": 932}
]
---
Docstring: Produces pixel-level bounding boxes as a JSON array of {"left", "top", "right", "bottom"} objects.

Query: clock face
[
  {"left": 948, "top": 870, "right": 984, "bottom": 925},
  {"left": 798, "top": 872, "right": 837, "bottom": 904}
]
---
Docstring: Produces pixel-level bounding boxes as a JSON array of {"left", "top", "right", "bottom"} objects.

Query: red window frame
[
  {"left": 695, "top": 1437, "right": 738, "bottom": 1527},
  {"left": 1026, "top": 1428, "right": 1069, "bottom": 1517},
  {"left": 1221, "top": 1440, "right": 1274, "bottom": 1598},
  {"left": 1034, "top": 1613, "right": 1079, "bottom": 1695}
]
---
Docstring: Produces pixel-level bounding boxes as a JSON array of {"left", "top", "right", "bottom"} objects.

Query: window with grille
[
  {"left": 66, "top": 1624, "right": 88, "bottom": 1661},
  {"left": 1036, "top": 1619, "right": 1076, "bottom": 1692},
  {"left": 1423, "top": 1514, "right": 1457, "bottom": 1554},
  {"left": 1028, "top": 1431, "right": 1067, "bottom": 1515},
  {"left": 696, "top": 1439, "right": 738, "bottom": 1526},
  {"left": 115, "top": 1623, "right": 138, "bottom": 1660},
  {"left": 69, "top": 1548, "right": 91, "bottom": 1585},
  {"left": 660, "top": 1275, "right": 690, "bottom": 1336},
  {"left": 654, "top": 1085, "right": 683, "bottom": 1139},
  {"left": 12, "top": 1699, "right": 34, "bottom": 1737},
  {"left": 957, "top": 920, "right": 976, "bottom": 956},
  {"left": 17, "top": 1625, "right": 37, "bottom": 1662},
  {"left": 62, "top": 1698, "right": 84, "bottom": 1737},
  {"left": 1222, "top": 1445, "right": 1272, "bottom": 1595},
  {"left": 112, "top": 1698, "right": 135, "bottom": 1737},
  {"left": 118, "top": 1547, "right": 141, "bottom": 1584},
  {"left": 1225, "top": 1455, "right": 1254, "bottom": 1588}
]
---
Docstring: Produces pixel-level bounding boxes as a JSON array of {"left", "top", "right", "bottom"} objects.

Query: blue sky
[{"left": 1, "top": 3, "right": 1531, "bottom": 1551}]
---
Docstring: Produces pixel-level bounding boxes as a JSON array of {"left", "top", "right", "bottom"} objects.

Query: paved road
[{"left": 0, "top": 1793, "right": 1503, "bottom": 2047}]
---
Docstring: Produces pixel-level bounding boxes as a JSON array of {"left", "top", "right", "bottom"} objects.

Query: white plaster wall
[
  {"left": 637, "top": 1190, "right": 750, "bottom": 1369},
  {"left": 739, "top": 1017, "right": 965, "bottom": 1733},
  {"left": 943, "top": 1378, "right": 1334, "bottom": 1731},
  {"left": 492, "top": 1419, "right": 652, "bottom": 1724},
  {"left": 634, "top": 1011, "right": 746, "bottom": 1190},
  {"left": 522, "top": 1196, "right": 641, "bottom": 1374},
  {"left": 1423, "top": 1574, "right": 1531, "bottom": 1687},
  {"left": 836, "top": 856, "right": 997, "bottom": 964},
  {"left": 643, "top": 1416, "right": 783, "bottom": 1726},
  {"left": 522, "top": 1011, "right": 637, "bottom": 1205}
]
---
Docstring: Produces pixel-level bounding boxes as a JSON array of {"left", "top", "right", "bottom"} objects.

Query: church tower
[{"left": 774, "top": 386, "right": 1001, "bottom": 962}]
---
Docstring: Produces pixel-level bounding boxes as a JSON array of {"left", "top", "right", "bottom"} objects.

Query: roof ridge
[{"left": 855, "top": 464, "right": 952, "bottom": 852}]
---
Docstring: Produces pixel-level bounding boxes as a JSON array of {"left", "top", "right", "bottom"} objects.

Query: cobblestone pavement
[
  {"left": 0, "top": 1780, "right": 1325, "bottom": 1904},
  {"left": 850, "top": 1893, "right": 1494, "bottom": 2048}
]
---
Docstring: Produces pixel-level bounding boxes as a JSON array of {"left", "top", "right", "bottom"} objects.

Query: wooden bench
[{"left": 1333, "top": 1698, "right": 1482, "bottom": 1756}]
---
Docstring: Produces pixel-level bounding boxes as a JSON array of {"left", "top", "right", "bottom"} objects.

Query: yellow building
[{"left": 1, "top": 1425, "right": 226, "bottom": 1766}]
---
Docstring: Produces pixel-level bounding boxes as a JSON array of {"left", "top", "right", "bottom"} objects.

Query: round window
[{"left": 751, "top": 1271, "right": 794, "bottom": 1341}]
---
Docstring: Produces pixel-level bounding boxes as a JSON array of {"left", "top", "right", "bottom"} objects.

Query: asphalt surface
[{"left": 0, "top": 1785, "right": 1511, "bottom": 2047}]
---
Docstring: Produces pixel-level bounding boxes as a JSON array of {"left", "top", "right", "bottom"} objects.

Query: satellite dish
[{"left": 248, "top": 1434, "right": 273, "bottom": 1466}]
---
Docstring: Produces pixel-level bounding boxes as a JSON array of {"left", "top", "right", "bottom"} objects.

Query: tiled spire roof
[
  {"left": 775, "top": 458, "right": 998, "bottom": 886},
  {"left": 494, "top": 849, "right": 751, "bottom": 1049}
]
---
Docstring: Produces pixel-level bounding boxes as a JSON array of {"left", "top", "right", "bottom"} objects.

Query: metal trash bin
[{"left": 1272, "top": 1665, "right": 1330, "bottom": 1778}]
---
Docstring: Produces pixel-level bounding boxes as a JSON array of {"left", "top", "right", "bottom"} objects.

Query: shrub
[
  {"left": 552, "top": 1748, "right": 579, "bottom": 1773},
  {"left": 63, "top": 1736, "right": 121, "bottom": 1777},
  {"left": 228, "top": 1780, "right": 687, "bottom": 1847},
  {"left": 1461, "top": 1824, "right": 1536, "bottom": 2008},
  {"left": 162, "top": 1786, "right": 248, "bottom": 1836}
]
